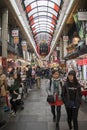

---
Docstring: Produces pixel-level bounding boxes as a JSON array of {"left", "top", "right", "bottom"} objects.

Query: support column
[{"left": 2, "top": 9, "right": 8, "bottom": 57}]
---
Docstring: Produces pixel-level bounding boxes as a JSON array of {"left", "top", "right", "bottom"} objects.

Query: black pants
[
  {"left": 65, "top": 107, "right": 79, "bottom": 130},
  {"left": 10, "top": 98, "right": 17, "bottom": 113},
  {"left": 51, "top": 105, "right": 61, "bottom": 122}
]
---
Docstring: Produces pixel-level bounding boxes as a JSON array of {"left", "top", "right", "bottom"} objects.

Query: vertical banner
[
  {"left": 21, "top": 41, "right": 27, "bottom": 59},
  {"left": 73, "top": 13, "right": 84, "bottom": 39},
  {"left": 13, "top": 36, "right": 19, "bottom": 44},
  {"left": 63, "top": 36, "right": 68, "bottom": 57},
  {"left": 12, "top": 29, "right": 19, "bottom": 44}
]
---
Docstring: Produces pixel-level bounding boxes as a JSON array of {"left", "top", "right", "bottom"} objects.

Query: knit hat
[{"left": 68, "top": 70, "right": 76, "bottom": 76}]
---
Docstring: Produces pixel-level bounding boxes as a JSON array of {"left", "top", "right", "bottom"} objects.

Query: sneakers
[
  {"left": 11, "top": 112, "right": 16, "bottom": 117},
  {"left": 0, "top": 120, "right": 7, "bottom": 128},
  {"left": 9, "top": 110, "right": 14, "bottom": 114},
  {"left": 9, "top": 111, "right": 16, "bottom": 117}
]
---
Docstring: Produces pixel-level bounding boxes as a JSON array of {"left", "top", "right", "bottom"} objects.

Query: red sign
[
  {"left": 53, "top": 59, "right": 60, "bottom": 63},
  {"left": 2, "top": 57, "right": 7, "bottom": 67},
  {"left": 77, "top": 59, "right": 87, "bottom": 65}
]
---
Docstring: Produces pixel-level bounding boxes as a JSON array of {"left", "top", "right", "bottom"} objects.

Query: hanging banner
[
  {"left": 12, "top": 29, "right": 19, "bottom": 37},
  {"left": 78, "top": 11, "right": 87, "bottom": 21},
  {"left": 73, "top": 13, "right": 84, "bottom": 39},
  {"left": 13, "top": 36, "right": 19, "bottom": 44},
  {"left": 21, "top": 41, "right": 27, "bottom": 51},
  {"left": 63, "top": 36, "right": 68, "bottom": 42}
]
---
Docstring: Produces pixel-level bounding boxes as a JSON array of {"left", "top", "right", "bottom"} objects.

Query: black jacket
[{"left": 62, "top": 81, "right": 82, "bottom": 108}]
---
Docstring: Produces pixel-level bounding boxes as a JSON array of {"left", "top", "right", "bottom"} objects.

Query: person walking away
[
  {"left": 36, "top": 66, "right": 41, "bottom": 89},
  {"left": 31, "top": 68, "right": 36, "bottom": 87},
  {"left": 62, "top": 70, "right": 82, "bottom": 130},
  {"left": 46, "top": 69, "right": 63, "bottom": 130},
  {"left": 26, "top": 66, "right": 32, "bottom": 90}
]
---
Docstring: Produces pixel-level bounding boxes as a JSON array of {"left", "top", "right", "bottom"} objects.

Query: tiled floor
[{"left": 1, "top": 79, "right": 87, "bottom": 130}]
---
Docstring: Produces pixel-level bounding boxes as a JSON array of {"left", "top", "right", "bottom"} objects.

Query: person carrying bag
[{"left": 46, "top": 69, "right": 63, "bottom": 130}]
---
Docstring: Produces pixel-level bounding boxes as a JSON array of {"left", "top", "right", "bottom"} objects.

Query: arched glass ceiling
[
  {"left": 22, "top": 0, "right": 63, "bottom": 45},
  {"left": 34, "top": 32, "right": 53, "bottom": 44}
]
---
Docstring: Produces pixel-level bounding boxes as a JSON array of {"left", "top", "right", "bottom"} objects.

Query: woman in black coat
[{"left": 62, "top": 70, "right": 82, "bottom": 130}]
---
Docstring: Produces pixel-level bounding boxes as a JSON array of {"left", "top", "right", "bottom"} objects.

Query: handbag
[{"left": 47, "top": 95, "right": 55, "bottom": 103}]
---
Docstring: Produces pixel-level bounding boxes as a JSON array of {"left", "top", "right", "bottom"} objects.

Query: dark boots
[
  {"left": 53, "top": 115, "right": 56, "bottom": 122},
  {"left": 56, "top": 122, "right": 59, "bottom": 130}
]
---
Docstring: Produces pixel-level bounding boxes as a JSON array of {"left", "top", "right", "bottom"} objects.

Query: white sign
[
  {"left": 12, "top": 29, "right": 19, "bottom": 37},
  {"left": 21, "top": 41, "right": 27, "bottom": 51},
  {"left": 78, "top": 12, "right": 87, "bottom": 21},
  {"left": 63, "top": 36, "right": 68, "bottom": 42},
  {"left": 21, "top": 40, "right": 27, "bottom": 46}
]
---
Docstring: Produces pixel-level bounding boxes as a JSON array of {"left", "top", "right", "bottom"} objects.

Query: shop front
[
  {"left": 66, "top": 56, "right": 87, "bottom": 81},
  {"left": 77, "top": 57, "right": 87, "bottom": 80}
]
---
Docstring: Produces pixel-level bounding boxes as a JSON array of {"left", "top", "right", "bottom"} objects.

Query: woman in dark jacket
[{"left": 62, "top": 70, "right": 82, "bottom": 130}]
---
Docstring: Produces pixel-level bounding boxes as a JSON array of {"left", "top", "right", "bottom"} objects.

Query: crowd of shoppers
[
  {"left": 0, "top": 66, "right": 7, "bottom": 128},
  {"left": 0, "top": 65, "right": 84, "bottom": 130},
  {"left": 0, "top": 65, "right": 43, "bottom": 128}
]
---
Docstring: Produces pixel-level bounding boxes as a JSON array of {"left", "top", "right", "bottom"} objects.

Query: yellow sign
[{"left": 14, "top": 36, "right": 19, "bottom": 44}]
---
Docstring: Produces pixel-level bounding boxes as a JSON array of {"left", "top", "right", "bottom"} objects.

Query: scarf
[{"left": 53, "top": 78, "right": 62, "bottom": 96}]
